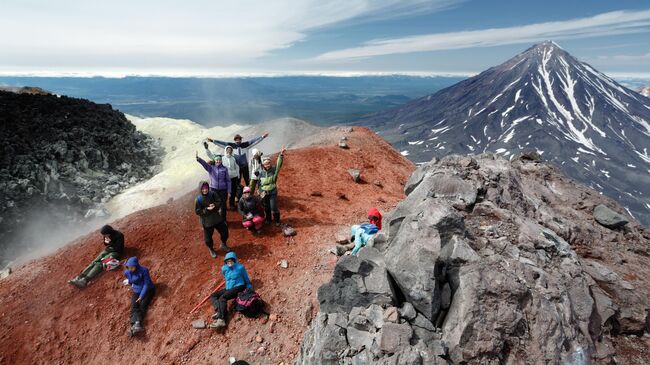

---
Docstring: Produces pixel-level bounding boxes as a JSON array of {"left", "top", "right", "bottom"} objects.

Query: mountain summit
[{"left": 360, "top": 42, "right": 650, "bottom": 225}]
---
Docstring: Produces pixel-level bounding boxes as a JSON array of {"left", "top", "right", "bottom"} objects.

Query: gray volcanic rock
[
  {"left": 593, "top": 204, "right": 629, "bottom": 229},
  {"left": 297, "top": 154, "right": 650, "bottom": 364},
  {"left": 360, "top": 41, "right": 650, "bottom": 226},
  {"left": 0, "top": 91, "right": 162, "bottom": 264}
]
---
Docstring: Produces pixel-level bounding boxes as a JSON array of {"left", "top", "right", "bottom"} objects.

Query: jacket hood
[
  {"left": 198, "top": 180, "right": 210, "bottom": 193},
  {"left": 251, "top": 148, "right": 261, "bottom": 157},
  {"left": 367, "top": 207, "right": 383, "bottom": 229},
  {"left": 100, "top": 225, "right": 114, "bottom": 235},
  {"left": 125, "top": 257, "right": 139, "bottom": 267},
  {"left": 224, "top": 146, "right": 234, "bottom": 155},
  {"left": 224, "top": 251, "right": 238, "bottom": 263}
]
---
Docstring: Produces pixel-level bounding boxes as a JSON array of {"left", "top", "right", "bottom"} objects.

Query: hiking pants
[
  {"left": 80, "top": 249, "right": 119, "bottom": 279},
  {"left": 203, "top": 222, "right": 229, "bottom": 249},
  {"left": 243, "top": 215, "right": 264, "bottom": 230},
  {"left": 262, "top": 189, "right": 279, "bottom": 221},
  {"left": 211, "top": 188, "right": 228, "bottom": 219},
  {"left": 130, "top": 286, "right": 155, "bottom": 325},
  {"left": 210, "top": 285, "right": 246, "bottom": 320},
  {"left": 229, "top": 178, "right": 240, "bottom": 208},
  {"left": 249, "top": 179, "right": 258, "bottom": 195},
  {"left": 239, "top": 165, "right": 250, "bottom": 187}
]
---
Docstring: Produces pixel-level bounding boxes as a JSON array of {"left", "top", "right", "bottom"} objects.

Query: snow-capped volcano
[{"left": 360, "top": 41, "right": 650, "bottom": 225}]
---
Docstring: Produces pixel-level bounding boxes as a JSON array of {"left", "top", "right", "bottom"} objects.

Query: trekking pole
[{"left": 189, "top": 281, "right": 225, "bottom": 314}]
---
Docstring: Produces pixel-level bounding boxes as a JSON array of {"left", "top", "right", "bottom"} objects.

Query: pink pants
[{"left": 242, "top": 215, "right": 264, "bottom": 230}]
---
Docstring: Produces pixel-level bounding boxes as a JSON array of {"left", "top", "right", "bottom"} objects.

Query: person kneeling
[
  {"left": 238, "top": 186, "right": 264, "bottom": 233},
  {"left": 123, "top": 257, "right": 155, "bottom": 337},
  {"left": 209, "top": 252, "right": 252, "bottom": 329}
]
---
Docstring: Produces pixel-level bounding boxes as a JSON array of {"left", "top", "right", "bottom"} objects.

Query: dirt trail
[{"left": 0, "top": 127, "right": 414, "bottom": 365}]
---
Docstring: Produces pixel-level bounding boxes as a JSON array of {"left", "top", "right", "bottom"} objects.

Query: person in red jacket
[{"left": 367, "top": 207, "right": 383, "bottom": 230}]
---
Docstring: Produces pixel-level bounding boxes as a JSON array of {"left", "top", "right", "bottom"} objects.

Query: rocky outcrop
[
  {"left": 297, "top": 154, "right": 650, "bottom": 364},
  {"left": 0, "top": 91, "right": 162, "bottom": 265}
]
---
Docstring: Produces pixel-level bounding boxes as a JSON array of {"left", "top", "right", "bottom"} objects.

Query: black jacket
[
  {"left": 195, "top": 182, "right": 224, "bottom": 227},
  {"left": 104, "top": 229, "right": 125, "bottom": 255},
  {"left": 238, "top": 196, "right": 262, "bottom": 218}
]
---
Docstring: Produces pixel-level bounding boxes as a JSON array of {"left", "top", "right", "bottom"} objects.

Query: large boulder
[{"left": 593, "top": 204, "right": 629, "bottom": 229}]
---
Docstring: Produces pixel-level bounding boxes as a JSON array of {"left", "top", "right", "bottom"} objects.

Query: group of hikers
[{"left": 66, "top": 131, "right": 383, "bottom": 339}]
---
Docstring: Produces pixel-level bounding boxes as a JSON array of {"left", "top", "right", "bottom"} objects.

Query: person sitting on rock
[
  {"left": 238, "top": 186, "right": 264, "bottom": 233},
  {"left": 195, "top": 181, "right": 229, "bottom": 258},
  {"left": 209, "top": 251, "right": 252, "bottom": 329},
  {"left": 258, "top": 146, "right": 286, "bottom": 226},
  {"left": 248, "top": 148, "right": 263, "bottom": 195},
  {"left": 196, "top": 151, "right": 230, "bottom": 218},
  {"left": 123, "top": 256, "right": 155, "bottom": 337},
  {"left": 336, "top": 208, "right": 382, "bottom": 256},
  {"left": 68, "top": 225, "right": 124, "bottom": 288},
  {"left": 207, "top": 133, "right": 269, "bottom": 188},
  {"left": 205, "top": 142, "right": 240, "bottom": 210}
]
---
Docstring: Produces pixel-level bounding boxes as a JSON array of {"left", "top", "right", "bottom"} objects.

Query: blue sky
[{"left": 1, "top": 0, "right": 650, "bottom": 77}]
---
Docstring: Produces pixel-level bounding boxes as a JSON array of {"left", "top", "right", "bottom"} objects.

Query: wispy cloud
[
  {"left": 0, "top": 0, "right": 459, "bottom": 74},
  {"left": 314, "top": 10, "right": 650, "bottom": 61}
]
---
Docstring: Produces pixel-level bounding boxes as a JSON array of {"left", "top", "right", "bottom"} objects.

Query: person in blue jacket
[
  {"left": 209, "top": 251, "right": 252, "bottom": 329},
  {"left": 123, "top": 257, "right": 155, "bottom": 337}
]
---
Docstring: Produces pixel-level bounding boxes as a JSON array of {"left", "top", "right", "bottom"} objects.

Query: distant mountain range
[
  {"left": 360, "top": 42, "right": 650, "bottom": 225},
  {"left": 0, "top": 76, "right": 463, "bottom": 126}
]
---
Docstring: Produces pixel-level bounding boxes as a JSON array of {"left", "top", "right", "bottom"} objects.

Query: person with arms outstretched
[
  {"left": 207, "top": 133, "right": 268, "bottom": 187},
  {"left": 258, "top": 146, "right": 286, "bottom": 226},
  {"left": 196, "top": 151, "right": 230, "bottom": 218}
]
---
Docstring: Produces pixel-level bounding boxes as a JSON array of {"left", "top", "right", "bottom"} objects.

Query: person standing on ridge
[
  {"left": 258, "top": 146, "right": 286, "bottom": 226},
  {"left": 208, "top": 251, "right": 252, "bottom": 330},
  {"left": 205, "top": 143, "right": 241, "bottom": 210},
  {"left": 195, "top": 181, "right": 229, "bottom": 258},
  {"left": 196, "top": 152, "right": 230, "bottom": 218},
  {"left": 248, "top": 148, "right": 263, "bottom": 195},
  {"left": 123, "top": 256, "right": 155, "bottom": 337},
  {"left": 207, "top": 133, "right": 269, "bottom": 188},
  {"left": 68, "top": 225, "right": 124, "bottom": 288},
  {"left": 238, "top": 186, "right": 264, "bottom": 233}
]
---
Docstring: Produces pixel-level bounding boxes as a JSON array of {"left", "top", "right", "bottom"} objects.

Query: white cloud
[
  {"left": 0, "top": 0, "right": 458, "bottom": 74},
  {"left": 314, "top": 10, "right": 650, "bottom": 61}
]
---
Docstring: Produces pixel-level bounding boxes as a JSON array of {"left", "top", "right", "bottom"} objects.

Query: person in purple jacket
[
  {"left": 196, "top": 152, "right": 230, "bottom": 218},
  {"left": 123, "top": 257, "right": 155, "bottom": 337},
  {"left": 207, "top": 133, "right": 268, "bottom": 188}
]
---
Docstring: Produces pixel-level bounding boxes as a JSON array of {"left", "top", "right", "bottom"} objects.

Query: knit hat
[{"left": 243, "top": 186, "right": 251, "bottom": 193}]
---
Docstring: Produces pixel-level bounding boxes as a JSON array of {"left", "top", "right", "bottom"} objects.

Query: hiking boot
[
  {"left": 220, "top": 243, "right": 230, "bottom": 252},
  {"left": 128, "top": 321, "right": 144, "bottom": 337},
  {"left": 209, "top": 319, "right": 226, "bottom": 329},
  {"left": 211, "top": 312, "right": 221, "bottom": 320},
  {"left": 68, "top": 276, "right": 87, "bottom": 288},
  {"left": 335, "top": 244, "right": 348, "bottom": 256},
  {"left": 273, "top": 213, "right": 281, "bottom": 226},
  {"left": 207, "top": 247, "right": 218, "bottom": 258}
]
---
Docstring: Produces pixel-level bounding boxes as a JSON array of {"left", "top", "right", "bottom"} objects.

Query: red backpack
[{"left": 235, "top": 288, "right": 265, "bottom": 318}]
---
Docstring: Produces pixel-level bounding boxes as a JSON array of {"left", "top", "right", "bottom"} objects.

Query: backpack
[
  {"left": 235, "top": 288, "right": 265, "bottom": 318},
  {"left": 101, "top": 257, "right": 120, "bottom": 271}
]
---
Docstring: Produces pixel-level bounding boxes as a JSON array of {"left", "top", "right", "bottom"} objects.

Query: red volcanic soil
[{"left": 0, "top": 128, "right": 414, "bottom": 365}]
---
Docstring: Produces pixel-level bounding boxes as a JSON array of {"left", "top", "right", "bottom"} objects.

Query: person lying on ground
[
  {"left": 248, "top": 148, "right": 263, "bottom": 195},
  {"left": 68, "top": 225, "right": 124, "bottom": 288},
  {"left": 196, "top": 151, "right": 230, "bottom": 218},
  {"left": 336, "top": 208, "right": 382, "bottom": 256},
  {"left": 205, "top": 143, "right": 241, "bottom": 210},
  {"left": 258, "top": 146, "right": 286, "bottom": 226},
  {"left": 195, "top": 181, "right": 230, "bottom": 258},
  {"left": 123, "top": 256, "right": 155, "bottom": 337},
  {"left": 238, "top": 186, "right": 264, "bottom": 233},
  {"left": 207, "top": 133, "right": 269, "bottom": 188},
  {"left": 209, "top": 251, "right": 252, "bottom": 329}
]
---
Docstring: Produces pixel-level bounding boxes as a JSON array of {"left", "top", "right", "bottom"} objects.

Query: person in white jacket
[
  {"left": 248, "top": 148, "right": 263, "bottom": 195},
  {"left": 205, "top": 143, "right": 240, "bottom": 210}
]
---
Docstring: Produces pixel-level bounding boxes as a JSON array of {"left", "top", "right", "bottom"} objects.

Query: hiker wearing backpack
[
  {"left": 195, "top": 181, "right": 230, "bottom": 258},
  {"left": 123, "top": 256, "right": 155, "bottom": 337},
  {"left": 205, "top": 143, "right": 241, "bottom": 210},
  {"left": 248, "top": 148, "right": 263, "bottom": 195},
  {"left": 68, "top": 225, "right": 124, "bottom": 288},
  {"left": 238, "top": 186, "right": 264, "bottom": 233},
  {"left": 336, "top": 208, "right": 382, "bottom": 256},
  {"left": 258, "top": 146, "right": 286, "bottom": 226},
  {"left": 209, "top": 251, "right": 252, "bottom": 329},
  {"left": 207, "top": 133, "right": 268, "bottom": 188},
  {"left": 196, "top": 152, "right": 230, "bottom": 218}
]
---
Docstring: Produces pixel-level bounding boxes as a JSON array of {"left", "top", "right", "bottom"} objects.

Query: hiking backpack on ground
[{"left": 235, "top": 288, "right": 265, "bottom": 318}]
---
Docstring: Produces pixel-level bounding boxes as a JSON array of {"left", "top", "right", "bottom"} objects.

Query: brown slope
[{"left": 0, "top": 127, "right": 414, "bottom": 365}]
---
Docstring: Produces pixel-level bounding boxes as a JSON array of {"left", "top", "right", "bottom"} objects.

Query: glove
[
  {"left": 122, "top": 279, "right": 129, "bottom": 286},
  {"left": 203, "top": 141, "right": 209, "bottom": 149}
]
